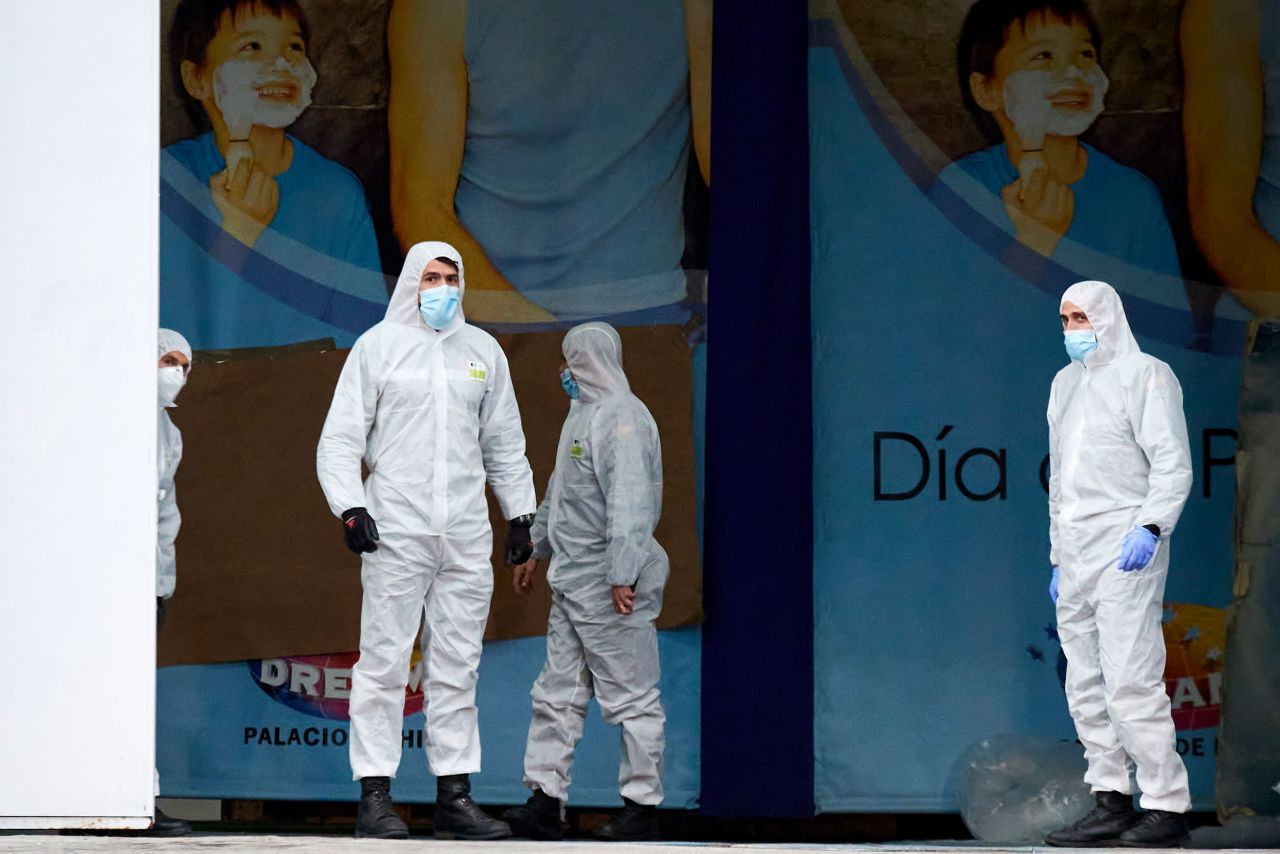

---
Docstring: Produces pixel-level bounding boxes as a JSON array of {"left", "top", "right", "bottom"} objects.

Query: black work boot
[
  {"left": 149, "top": 809, "right": 191, "bottom": 837},
  {"left": 1119, "top": 810, "right": 1191, "bottom": 848},
  {"left": 593, "top": 797, "right": 660, "bottom": 842},
  {"left": 433, "top": 774, "right": 512, "bottom": 840},
  {"left": 501, "top": 788, "right": 563, "bottom": 840},
  {"left": 1046, "top": 791, "right": 1140, "bottom": 847},
  {"left": 356, "top": 776, "right": 409, "bottom": 839}
]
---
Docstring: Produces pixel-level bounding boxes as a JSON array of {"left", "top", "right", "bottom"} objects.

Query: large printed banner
[
  {"left": 156, "top": 0, "right": 709, "bottom": 803},
  {"left": 157, "top": 630, "right": 701, "bottom": 807},
  {"left": 809, "top": 0, "right": 1252, "bottom": 812}
]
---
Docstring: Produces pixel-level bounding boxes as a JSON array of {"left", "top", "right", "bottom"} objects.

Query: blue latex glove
[
  {"left": 1118, "top": 527, "right": 1158, "bottom": 571},
  {"left": 1049, "top": 566, "right": 1059, "bottom": 603}
]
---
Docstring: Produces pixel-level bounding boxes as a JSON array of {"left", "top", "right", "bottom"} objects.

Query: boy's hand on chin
[
  {"left": 1002, "top": 168, "right": 1073, "bottom": 257},
  {"left": 210, "top": 159, "right": 279, "bottom": 248}
]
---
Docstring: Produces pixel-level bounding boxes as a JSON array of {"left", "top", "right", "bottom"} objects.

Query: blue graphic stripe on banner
[
  {"left": 480, "top": 301, "right": 698, "bottom": 335},
  {"left": 164, "top": 178, "right": 704, "bottom": 337},
  {"left": 808, "top": 17, "right": 1245, "bottom": 356},
  {"left": 161, "top": 179, "right": 386, "bottom": 334}
]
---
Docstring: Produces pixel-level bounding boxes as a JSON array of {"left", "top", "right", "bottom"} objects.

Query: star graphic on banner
[
  {"left": 1162, "top": 607, "right": 1177, "bottom": 625},
  {"left": 1026, "top": 645, "right": 1046, "bottom": 663},
  {"left": 1183, "top": 626, "right": 1201, "bottom": 642},
  {"left": 1206, "top": 647, "right": 1223, "bottom": 662},
  {"left": 1043, "top": 623, "right": 1059, "bottom": 642}
]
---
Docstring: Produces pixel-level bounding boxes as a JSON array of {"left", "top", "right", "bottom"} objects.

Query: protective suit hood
[
  {"left": 1060, "top": 280, "right": 1140, "bottom": 368},
  {"left": 158, "top": 328, "right": 193, "bottom": 365},
  {"left": 384, "top": 241, "right": 466, "bottom": 334},
  {"left": 158, "top": 327, "right": 193, "bottom": 409},
  {"left": 562, "top": 322, "right": 628, "bottom": 404}
]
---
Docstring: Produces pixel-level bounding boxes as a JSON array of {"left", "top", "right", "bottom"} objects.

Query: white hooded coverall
[
  {"left": 316, "top": 241, "right": 536, "bottom": 780},
  {"left": 1049, "top": 280, "right": 1193, "bottom": 813},
  {"left": 523, "top": 322, "right": 669, "bottom": 806},
  {"left": 157, "top": 328, "right": 192, "bottom": 600}
]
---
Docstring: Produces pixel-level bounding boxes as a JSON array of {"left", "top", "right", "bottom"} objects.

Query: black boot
[
  {"left": 502, "top": 788, "right": 563, "bottom": 840},
  {"left": 1119, "top": 810, "right": 1191, "bottom": 848},
  {"left": 356, "top": 776, "right": 409, "bottom": 839},
  {"left": 149, "top": 809, "right": 191, "bottom": 837},
  {"left": 434, "top": 774, "right": 512, "bottom": 840},
  {"left": 1046, "top": 791, "right": 1140, "bottom": 847},
  {"left": 593, "top": 797, "right": 660, "bottom": 842}
]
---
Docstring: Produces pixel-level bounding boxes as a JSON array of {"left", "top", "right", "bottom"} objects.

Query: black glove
[
  {"left": 341, "top": 507, "right": 380, "bottom": 554},
  {"left": 505, "top": 514, "right": 535, "bottom": 565}
]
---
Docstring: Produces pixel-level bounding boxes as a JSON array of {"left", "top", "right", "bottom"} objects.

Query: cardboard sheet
[{"left": 158, "top": 328, "right": 701, "bottom": 666}]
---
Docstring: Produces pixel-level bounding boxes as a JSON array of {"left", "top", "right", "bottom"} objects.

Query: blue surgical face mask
[
  {"left": 418, "top": 286, "right": 460, "bottom": 330},
  {"left": 1064, "top": 329, "right": 1099, "bottom": 362},
  {"left": 560, "top": 367, "right": 580, "bottom": 400}
]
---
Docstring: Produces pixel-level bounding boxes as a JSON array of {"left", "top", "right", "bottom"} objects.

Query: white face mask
[
  {"left": 212, "top": 55, "right": 317, "bottom": 137},
  {"left": 158, "top": 366, "right": 187, "bottom": 407},
  {"left": 1002, "top": 64, "right": 1109, "bottom": 151}
]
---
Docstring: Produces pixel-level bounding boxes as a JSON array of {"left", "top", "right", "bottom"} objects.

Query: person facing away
[
  {"left": 1044, "top": 280, "right": 1193, "bottom": 848},
  {"left": 1182, "top": 0, "right": 1280, "bottom": 809},
  {"left": 315, "top": 241, "right": 537, "bottom": 840},
  {"left": 502, "top": 321, "right": 669, "bottom": 843}
]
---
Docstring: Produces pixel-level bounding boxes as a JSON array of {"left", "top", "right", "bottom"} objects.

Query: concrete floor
[{"left": 0, "top": 838, "right": 1243, "bottom": 853}]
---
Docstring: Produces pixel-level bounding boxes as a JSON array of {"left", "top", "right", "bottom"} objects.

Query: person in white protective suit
[
  {"left": 1044, "top": 280, "right": 1193, "bottom": 849},
  {"left": 154, "top": 328, "right": 193, "bottom": 838},
  {"left": 157, "top": 328, "right": 192, "bottom": 611},
  {"left": 316, "top": 241, "right": 537, "bottom": 841},
  {"left": 501, "top": 322, "right": 668, "bottom": 843}
]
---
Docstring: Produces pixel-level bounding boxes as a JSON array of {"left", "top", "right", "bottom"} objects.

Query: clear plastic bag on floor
[{"left": 949, "top": 734, "right": 1094, "bottom": 843}]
